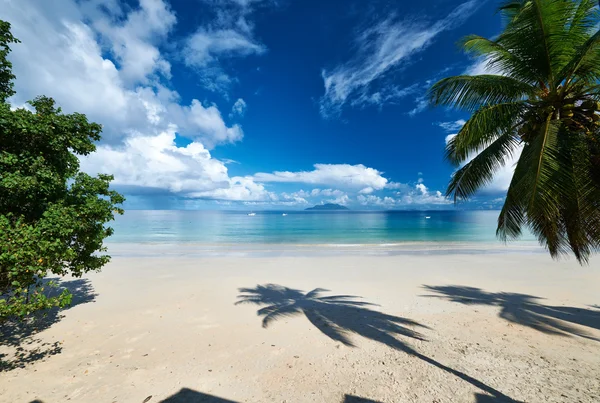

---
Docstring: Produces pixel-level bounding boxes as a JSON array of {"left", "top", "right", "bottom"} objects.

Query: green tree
[
  {"left": 429, "top": 0, "right": 600, "bottom": 263},
  {"left": 0, "top": 20, "right": 124, "bottom": 320}
]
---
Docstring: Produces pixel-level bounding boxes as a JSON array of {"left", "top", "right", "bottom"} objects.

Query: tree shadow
[
  {"left": 160, "top": 388, "right": 237, "bottom": 403},
  {"left": 474, "top": 393, "right": 522, "bottom": 402},
  {"left": 160, "top": 389, "right": 383, "bottom": 403},
  {"left": 236, "top": 284, "right": 519, "bottom": 402},
  {"left": 342, "top": 395, "right": 382, "bottom": 403},
  {"left": 422, "top": 285, "right": 600, "bottom": 342},
  {"left": 237, "top": 284, "right": 427, "bottom": 348},
  {"left": 0, "top": 278, "right": 97, "bottom": 371}
]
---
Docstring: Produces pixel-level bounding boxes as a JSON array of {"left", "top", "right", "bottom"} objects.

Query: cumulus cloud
[
  {"left": 190, "top": 177, "right": 275, "bottom": 201},
  {"left": 355, "top": 179, "right": 450, "bottom": 208},
  {"left": 5, "top": 0, "right": 243, "bottom": 149},
  {"left": 90, "top": 0, "right": 177, "bottom": 83},
  {"left": 253, "top": 164, "right": 389, "bottom": 190},
  {"left": 79, "top": 127, "right": 270, "bottom": 201},
  {"left": 4, "top": 0, "right": 260, "bottom": 202},
  {"left": 357, "top": 195, "right": 396, "bottom": 207},
  {"left": 326, "top": 194, "right": 350, "bottom": 206},
  {"left": 398, "top": 183, "right": 450, "bottom": 205},
  {"left": 319, "top": 0, "right": 481, "bottom": 117}
]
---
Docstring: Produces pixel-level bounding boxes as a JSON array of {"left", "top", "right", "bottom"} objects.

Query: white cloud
[
  {"left": 4, "top": 0, "right": 258, "bottom": 202},
  {"left": 326, "top": 195, "right": 350, "bottom": 206},
  {"left": 183, "top": 29, "right": 265, "bottom": 68},
  {"left": 437, "top": 119, "right": 467, "bottom": 133},
  {"left": 399, "top": 183, "right": 450, "bottom": 205},
  {"left": 280, "top": 192, "right": 310, "bottom": 205},
  {"left": 385, "top": 182, "right": 409, "bottom": 191},
  {"left": 359, "top": 187, "right": 374, "bottom": 194},
  {"left": 230, "top": 98, "right": 247, "bottom": 117},
  {"left": 355, "top": 179, "right": 450, "bottom": 207},
  {"left": 415, "top": 183, "right": 428, "bottom": 195},
  {"left": 357, "top": 195, "right": 396, "bottom": 207},
  {"left": 90, "top": 0, "right": 177, "bottom": 83},
  {"left": 5, "top": 0, "right": 243, "bottom": 149},
  {"left": 80, "top": 127, "right": 271, "bottom": 201},
  {"left": 320, "top": 0, "right": 481, "bottom": 117},
  {"left": 190, "top": 177, "right": 275, "bottom": 202},
  {"left": 171, "top": 99, "right": 244, "bottom": 148},
  {"left": 311, "top": 189, "right": 346, "bottom": 197},
  {"left": 181, "top": 0, "right": 269, "bottom": 93},
  {"left": 408, "top": 96, "right": 429, "bottom": 116},
  {"left": 253, "top": 164, "right": 389, "bottom": 190}
]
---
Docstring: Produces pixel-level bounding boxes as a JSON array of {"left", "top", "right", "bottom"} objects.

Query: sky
[{"left": 3, "top": 0, "right": 514, "bottom": 210}]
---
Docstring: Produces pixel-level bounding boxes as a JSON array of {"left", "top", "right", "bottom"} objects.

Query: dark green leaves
[
  {"left": 428, "top": 75, "right": 536, "bottom": 112},
  {"left": 0, "top": 21, "right": 124, "bottom": 320},
  {"left": 0, "top": 21, "right": 19, "bottom": 103},
  {"left": 429, "top": 1, "right": 600, "bottom": 263}
]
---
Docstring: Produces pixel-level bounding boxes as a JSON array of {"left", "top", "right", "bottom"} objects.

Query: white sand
[{"left": 1, "top": 249, "right": 599, "bottom": 403}]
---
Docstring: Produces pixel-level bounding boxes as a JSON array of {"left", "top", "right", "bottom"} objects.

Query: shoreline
[{"left": 105, "top": 240, "right": 545, "bottom": 258}]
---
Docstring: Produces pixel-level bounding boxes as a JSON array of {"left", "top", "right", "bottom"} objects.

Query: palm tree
[{"left": 428, "top": 0, "right": 600, "bottom": 263}]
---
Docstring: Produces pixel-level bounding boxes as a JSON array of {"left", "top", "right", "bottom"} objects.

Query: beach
[{"left": 1, "top": 247, "right": 599, "bottom": 403}]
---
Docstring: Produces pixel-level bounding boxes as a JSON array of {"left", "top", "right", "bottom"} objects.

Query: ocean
[{"left": 106, "top": 210, "right": 537, "bottom": 245}]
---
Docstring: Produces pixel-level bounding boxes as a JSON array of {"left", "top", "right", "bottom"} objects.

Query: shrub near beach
[{"left": 0, "top": 21, "right": 124, "bottom": 321}]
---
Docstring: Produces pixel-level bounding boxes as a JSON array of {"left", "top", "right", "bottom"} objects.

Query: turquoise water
[{"left": 107, "top": 210, "right": 536, "bottom": 244}]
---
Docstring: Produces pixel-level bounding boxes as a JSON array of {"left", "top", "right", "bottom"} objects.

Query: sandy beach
[{"left": 1, "top": 247, "right": 599, "bottom": 403}]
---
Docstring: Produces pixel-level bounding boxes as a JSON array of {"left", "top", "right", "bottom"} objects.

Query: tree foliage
[
  {"left": 0, "top": 21, "right": 124, "bottom": 320},
  {"left": 429, "top": 0, "right": 600, "bottom": 263}
]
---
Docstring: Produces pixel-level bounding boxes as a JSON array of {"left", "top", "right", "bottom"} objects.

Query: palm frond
[
  {"left": 447, "top": 131, "right": 521, "bottom": 201},
  {"left": 428, "top": 75, "right": 536, "bottom": 111},
  {"left": 460, "top": 35, "right": 541, "bottom": 84},
  {"left": 447, "top": 102, "right": 525, "bottom": 165},
  {"left": 558, "top": 29, "right": 600, "bottom": 88},
  {"left": 432, "top": 0, "right": 600, "bottom": 264}
]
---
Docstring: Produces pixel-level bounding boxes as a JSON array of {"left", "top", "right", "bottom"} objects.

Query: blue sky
[{"left": 5, "top": 0, "right": 512, "bottom": 210}]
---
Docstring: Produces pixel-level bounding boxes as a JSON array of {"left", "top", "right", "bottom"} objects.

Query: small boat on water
[
  {"left": 425, "top": 216, "right": 431, "bottom": 219},
  {"left": 247, "top": 212, "right": 256, "bottom": 216},
  {"left": 282, "top": 213, "right": 288, "bottom": 216}
]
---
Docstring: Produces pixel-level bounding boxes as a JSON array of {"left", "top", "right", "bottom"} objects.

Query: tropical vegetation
[
  {"left": 0, "top": 20, "right": 124, "bottom": 320},
  {"left": 429, "top": 0, "right": 600, "bottom": 263}
]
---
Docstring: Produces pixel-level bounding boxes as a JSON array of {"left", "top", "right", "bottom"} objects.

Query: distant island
[{"left": 305, "top": 203, "right": 349, "bottom": 211}]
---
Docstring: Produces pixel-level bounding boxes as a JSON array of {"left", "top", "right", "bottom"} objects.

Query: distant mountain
[{"left": 305, "top": 203, "right": 350, "bottom": 211}]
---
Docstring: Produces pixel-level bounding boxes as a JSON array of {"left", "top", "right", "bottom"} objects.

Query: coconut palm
[{"left": 428, "top": 0, "right": 600, "bottom": 263}]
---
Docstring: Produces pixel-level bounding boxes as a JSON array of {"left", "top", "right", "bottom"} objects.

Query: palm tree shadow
[
  {"left": 0, "top": 278, "right": 97, "bottom": 371},
  {"left": 237, "top": 284, "right": 427, "bottom": 351},
  {"left": 422, "top": 285, "right": 600, "bottom": 342},
  {"left": 160, "top": 388, "right": 237, "bottom": 402},
  {"left": 236, "top": 284, "right": 519, "bottom": 402},
  {"left": 159, "top": 389, "right": 383, "bottom": 403}
]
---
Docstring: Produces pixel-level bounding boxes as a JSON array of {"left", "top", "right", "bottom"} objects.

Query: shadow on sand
[
  {"left": 422, "top": 285, "right": 600, "bottom": 341},
  {"left": 160, "top": 388, "right": 383, "bottom": 403},
  {"left": 0, "top": 278, "right": 97, "bottom": 371},
  {"left": 236, "top": 284, "right": 519, "bottom": 402}
]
